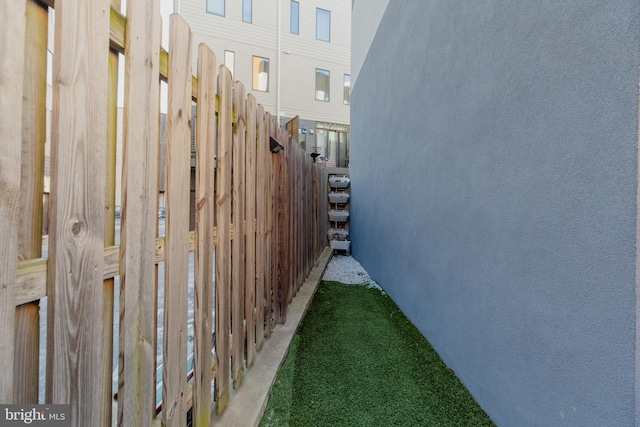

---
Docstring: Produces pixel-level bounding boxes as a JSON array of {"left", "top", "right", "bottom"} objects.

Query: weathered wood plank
[
  {"left": 232, "top": 81, "right": 247, "bottom": 388},
  {"left": 13, "top": 0, "right": 48, "bottom": 403},
  {"left": 244, "top": 94, "right": 258, "bottom": 367},
  {"left": 103, "top": 0, "right": 119, "bottom": 421},
  {"left": 215, "top": 64, "right": 233, "bottom": 414},
  {"left": 273, "top": 127, "right": 285, "bottom": 323},
  {"left": 15, "top": 224, "right": 250, "bottom": 306},
  {"left": 193, "top": 42, "right": 216, "bottom": 427},
  {"left": 163, "top": 13, "right": 192, "bottom": 427},
  {"left": 117, "top": 0, "right": 160, "bottom": 424},
  {"left": 46, "top": 1, "right": 110, "bottom": 425},
  {"left": 255, "top": 104, "right": 266, "bottom": 351},
  {"left": 265, "top": 114, "right": 274, "bottom": 338},
  {"left": 0, "top": 0, "right": 27, "bottom": 403}
]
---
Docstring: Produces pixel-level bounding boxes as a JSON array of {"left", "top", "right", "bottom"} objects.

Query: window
[
  {"left": 206, "top": 0, "right": 224, "bottom": 16},
  {"left": 243, "top": 0, "right": 252, "bottom": 23},
  {"left": 343, "top": 74, "right": 351, "bottom": 105},
  {"left": 290, "top": 1, "right": 299, "bottom": 34},
  {"left": 315, "top": 69, "right": 330, "bottom": 102},
  {"left": 316, "top": 8, "right": 330, "bottom": 41},
  {"left": 224, "top": 51, "right": 235, "bottom": 78},
  {"left": 253, "top": 56, "right": 270, "bottom": 92}
]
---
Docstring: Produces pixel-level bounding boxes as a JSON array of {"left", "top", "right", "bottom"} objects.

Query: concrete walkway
[{"left": 212, "top": 247, "right": 333, "bottom": 427}]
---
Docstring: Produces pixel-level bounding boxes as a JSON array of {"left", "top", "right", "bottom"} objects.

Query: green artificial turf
[{"left": 260, "top": 281, "right": 496, "bottom": 427}]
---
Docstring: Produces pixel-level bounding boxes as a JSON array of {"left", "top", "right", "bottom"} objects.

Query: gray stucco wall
[{"left": 350, "top": 1, "right": 639, "bottom": 426}]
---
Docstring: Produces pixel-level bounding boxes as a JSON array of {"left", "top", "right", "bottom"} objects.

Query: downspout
[{"left": 277, "top": 0, "right": 282, "bottom": 126}]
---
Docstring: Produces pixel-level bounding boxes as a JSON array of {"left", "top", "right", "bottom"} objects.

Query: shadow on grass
[{"left": 260, "top": 281, "right": 496, "bottom": 427}]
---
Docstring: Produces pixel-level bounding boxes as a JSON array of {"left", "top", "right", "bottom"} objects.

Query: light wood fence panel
[
  {"left": 193, "top": 42, "right": 216, "bottom": 427},
  {"left": 232, "top": 81, "right": 247, "bottom": 387},
  {"left": 3, "top": 5, "right": 331, "bottom": 424},
  {"left": 245, "top": 94, "right": 258, "bottom": 367},
  {"left": 117, "top": 0, "right": 160, "bottom": 425},
  {"left": 14, "top": 0, "right": 48, "bottom": 404},
  {"left": 104, "top": 0, "right": 119, "bottom": 422},
  {"left": 215, "top": 64, "right": 233, "bottom": 414},
  {"left": 46, "top": 2, "right": 111, "bottom": 426},
  {"left": 163, "top": 13, "right": 192, "bottom": 427},
  {"left": 0, "top": 0, "right": 27, "bottom": 404}
]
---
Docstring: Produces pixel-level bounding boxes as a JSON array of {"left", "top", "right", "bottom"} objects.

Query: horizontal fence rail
[{"left": 0, "top": 1, "right": 329, "bottom": 426}]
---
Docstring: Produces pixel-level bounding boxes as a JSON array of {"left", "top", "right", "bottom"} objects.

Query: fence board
[
  {"left": 46, "top": 2, "right": 110, "bottom": 425},
  {"left": 244, "top": 94, "right": 258, "bottom": 367},
  {"left": 193, "top": 42, "right": 216, "bottom": 427},
  {"left": 215, "top": 65, "right": 233, "bottom": 414},
  {"left": 265, "top": 114, "right": 275, "bottom": 338},
  {"left": 232, "top": 81, "right": 247, "bottom": 388},
  {"left": 103, "top": 0, "right": 118, "bottom": 419},
  {"left": 0, "top": 0, "right": 27, "bottom": 404},
  {"left": 117, "top": 0, "right": 160, "bottom": 424},
  {"left": 163, "top": 13, "right": 192, "bottom": 427},
  {"left": 13, "top": 0, "right": 47, "bottom": 403},
  {"left": 255, "top": 104, "right": 266, "bottom": 351},
  {"left": 276, "top": 130, "right": 290, "bottom": 322}
]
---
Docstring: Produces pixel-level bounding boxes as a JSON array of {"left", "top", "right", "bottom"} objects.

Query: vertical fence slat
[
  {"left": 163, "top": 13, "right": 192, "bottom": 427},
  {"left": 46, "top": 2, "right": 110, "bottom": 425},
  {"left": 276, "top": 130, "right": 289, "bottom": 322},
  {"left": 194, "top": 42, "right": 216, "bottom": 427},
  {"left": 215, "top": 64, "right": 233, "bottom": 414},
  {"left": 118, "top": 0, "right": 160, "bottom": 425},
  {"left": 290, "top": 133, "right": 297, "bottom": 300},
  {"left": 232, "top": 81, "right": 247, "bottom": 388},
  {"left": 255, "top": 104, "right": 266, "bottom": 351},
  {"left": 0, "top": 0, "right": 27, "bottom": 404},
  {"left": 265, "top": 114, "right": 274, "bottom": 338},
  {"left": 244, "top": 94, "right": 258, "bottom": 367},
  {"left": 272, "top": 126, "right": 281, "bottom": 324},
  {"left": 13, "top": 0, "right": 48, "bottom": 404},
  {"left": 104, "top": 0, "right": 120, "bottom": 420}
]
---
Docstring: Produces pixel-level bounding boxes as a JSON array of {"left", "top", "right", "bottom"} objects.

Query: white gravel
[{"left": 321, "top": 255, "right": 384, "bottom": 292}]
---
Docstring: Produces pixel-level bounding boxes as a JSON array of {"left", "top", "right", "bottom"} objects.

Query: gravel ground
[{"left": 321, "top": 255, "right": 383, "bottom": 292}]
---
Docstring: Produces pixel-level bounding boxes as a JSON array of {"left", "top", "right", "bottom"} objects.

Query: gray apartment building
[{"left": 177, "top": 0, "right": 351, "bottom": 167}]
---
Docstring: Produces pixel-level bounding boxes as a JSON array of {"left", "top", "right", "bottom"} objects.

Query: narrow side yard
[{"left": 261, "top": 256, "right": 495, "bottom": 426}]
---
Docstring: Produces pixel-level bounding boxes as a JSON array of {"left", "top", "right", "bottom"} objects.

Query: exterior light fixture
[
  {"left": 310, "top": 152, "right": 320, "bottom": 163},
  {"left": 270, "top": 136, "right": 284, "bottom": 153}
]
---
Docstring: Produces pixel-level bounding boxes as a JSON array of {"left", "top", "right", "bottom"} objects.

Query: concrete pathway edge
[{"left": 212, "top": 247, "right": 334, "bottom": 427}]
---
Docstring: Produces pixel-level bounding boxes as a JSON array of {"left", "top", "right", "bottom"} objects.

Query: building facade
[
  {"left": 350, "top": 1, "right": 639, "bottom": 426},
  {"left": 178, "top": 0, "right": 351, "bottom": 167}
]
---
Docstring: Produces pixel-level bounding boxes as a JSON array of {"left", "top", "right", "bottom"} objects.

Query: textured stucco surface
[{"left": 350, "top": 1, "right": 639, "bottom": 426}]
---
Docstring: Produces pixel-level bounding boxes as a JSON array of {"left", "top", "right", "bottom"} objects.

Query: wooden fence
[{"left": 0, "top": 1, "right": 328, "bottom": 426}]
